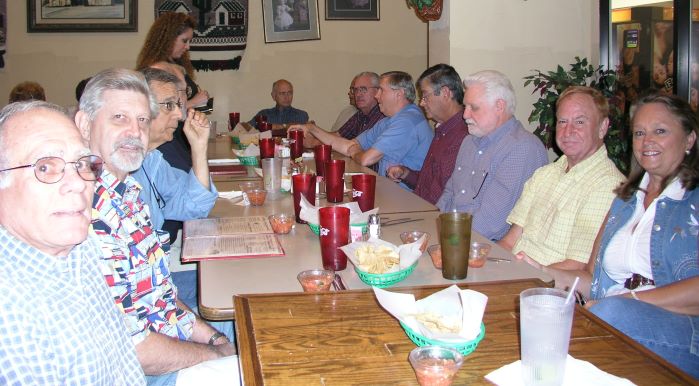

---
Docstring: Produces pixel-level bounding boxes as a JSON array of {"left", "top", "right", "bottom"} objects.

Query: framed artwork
[
  {"left": 262, "top": 0, "right": 320, "bottom": 43},
  {"left": 325, "top": 0, "right": 379, "bottom": 20},
  {"left": 27, "top": 0, "right": 137, "bottom": 33}
]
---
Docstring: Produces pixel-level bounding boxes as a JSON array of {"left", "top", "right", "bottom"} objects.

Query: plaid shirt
[
  {"left": 0, "top": 227, "right": 145, "bottom": 385},
  {"left": 337, "top": 104, "right": 385, "bottom": 140},
  {"left": 90, "top": 169, "right": 195, "bottom": 345}
]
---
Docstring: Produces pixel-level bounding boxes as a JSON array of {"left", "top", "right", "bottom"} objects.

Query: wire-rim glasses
[
  {"left": 349, "top": 86, "right": 379, "bottom": 96},
  {"left": 0, "top": 155, "right": 104, "bottom": 184},
  {"left": 159, "top": 100, "right": 183, "bottom": 112}
]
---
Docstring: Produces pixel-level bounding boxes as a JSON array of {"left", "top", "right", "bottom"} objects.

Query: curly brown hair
[{"left": 136, "top": 12, "right": 197, "bottom": 79}]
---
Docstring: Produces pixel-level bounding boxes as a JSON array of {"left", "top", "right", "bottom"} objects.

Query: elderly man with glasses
[{"left": 0, "top": 101, "right": 145, "bottom": 384}]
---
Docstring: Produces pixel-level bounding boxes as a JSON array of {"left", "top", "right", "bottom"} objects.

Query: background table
[{"left": 234, "top": 279, "right": 695, "bottom": 385}]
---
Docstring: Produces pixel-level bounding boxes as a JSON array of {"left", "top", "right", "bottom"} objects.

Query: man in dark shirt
[
  {"left": 248, "top": 79, "right": 309, "bottom": 130},
  {"left": 387, "top": 64, "right": 468, "bottom": 204}
]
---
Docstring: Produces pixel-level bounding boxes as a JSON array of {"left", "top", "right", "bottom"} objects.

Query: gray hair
[
  {"left": 0, "top": 101, "right": 69, "bottom": 188},
  {"left": 417, "top": 64, "right": 464, "bottom": 104},
  {"left": 140, "top": 67, "right": 181, "bottom": 87},
  {"left": 463, "top": 70, "right": 516, "bottom": 116},
  {"left": 381, "top": 71, "right": 416, "bottom": 103},
  {"left": 354, "top": 71, "right": 380, "bottom": 87},
  {"left": 79, "top": 68, "right": 158, "bottom": 122}
]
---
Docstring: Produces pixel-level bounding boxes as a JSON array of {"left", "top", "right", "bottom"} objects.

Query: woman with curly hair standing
[{"left": 137, "top": 12, "right": 210, "bottom": 111}]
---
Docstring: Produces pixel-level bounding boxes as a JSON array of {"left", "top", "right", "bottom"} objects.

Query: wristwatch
[{"left": 208, "top": 331, "right": 226, "bottom": 345}]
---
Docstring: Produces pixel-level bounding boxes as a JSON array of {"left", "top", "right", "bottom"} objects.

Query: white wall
[{"left": 0, "top": 1, "right": 428, "bottom": 129}]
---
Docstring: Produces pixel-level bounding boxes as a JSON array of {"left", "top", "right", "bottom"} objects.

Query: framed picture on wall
[
  {"left": 27, "top": 0, "right": 137, "bottom": 33},
  {"left": 326, "top": 0, "right": 379, "bottom": 20},
  {"left": 262, "top": 0, "right": 321, "bottom": 43}
]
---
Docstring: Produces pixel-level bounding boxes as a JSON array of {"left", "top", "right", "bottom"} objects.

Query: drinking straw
[{"left": 565, "top": 276, "right": 580, "bottom": 304}]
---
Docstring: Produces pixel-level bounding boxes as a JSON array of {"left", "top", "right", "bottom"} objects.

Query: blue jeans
[
  {"left": 589, "top": 296, "right": 699, "bottom": 379},
  {"left": 172, "top": 270, "right": 198, "bottom": 310}
]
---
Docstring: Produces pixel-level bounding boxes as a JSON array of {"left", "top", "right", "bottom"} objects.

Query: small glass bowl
[
  {"left": 238, "top": 181, "right": 260, "bottom": 192},
  {"left": 469, "top": 242, "right": 491, "bottom": 268},
  {"left": 246, "top": 189, "right": 267, "bottom": 206},
  {"left": 268, "top": 213, "right": 294, "bottom": 234},
  {"left": 426, "top": 244, "right": 442, "bottom": 269},
  {"left": 400, "top": 231, "right": 430, "bottom": 253},
  {"left": 408, "top": 345, "right": 464, "bottom": 386},
  {"left": 297, "top": 269, "right": 335, "bottom": 292}
]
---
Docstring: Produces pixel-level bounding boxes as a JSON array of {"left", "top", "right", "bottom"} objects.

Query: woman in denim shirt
[{"left": 520, "top": 94, "right": 698, "bottom": 378}]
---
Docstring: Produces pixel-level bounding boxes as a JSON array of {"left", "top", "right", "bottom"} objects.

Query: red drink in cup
[
  {"left": 314, "top": 144, "right": 332, "bottom": 177},
  {"left": 259, "top": 138, "right": 275, "bottom": 159},
  {"left": 228, "top": 112, "right": 240, "bottom": 131},
  {"left": 258, "top": 122, "right": 273, "bottom": 132},
  {"left": 351, "top": 174, "right": 376, "bottom": 212},
  {"left": 318, "top": 206, "right": 350, "bottom": 271},
  {"left": 292, "top": 173, "right": 316, "bottom": 224},
  {"left": 324, "top": 159, "right": 345, "bottom": 203},
  {"left": 255, "top": 114, "right": 267, "bottom": 127},
  {"left": 288, "top": 129, "right": 305, "bottom": 159}
]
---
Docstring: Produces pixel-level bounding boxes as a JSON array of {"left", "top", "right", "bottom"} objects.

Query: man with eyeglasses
[
  {"left": 247, "top": 79, "right": 309, "bottom": 130},
  {"left": 302, "top": 72, "right": 386, "bottom": 149},
  {"left": 436, "top": 70, "right": 548, "bottom": 240},
  {"left": 0, "top": 100, "right": 145, "bottom": 384},
  {"left": 75, "top": 69, "right": 239, "bottom": 386},
  {"left": 296, "top": 71, "right": 433, "bottom": 189},
  {"left": 386, "top": 64, "right": 468, "bottom": 205}
]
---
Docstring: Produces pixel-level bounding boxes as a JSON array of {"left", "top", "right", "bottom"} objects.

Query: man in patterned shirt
[
  {"left": 75, "top": 69, "right": 238, "bottom": 386},
  {"left": 387, "top": 64, "right": 468, "bottom": 205},
  {"left": 499, "top": 86, "right": 625, "bottom": 269},
  {"left": 0, "top": 100, "right": 145, "bottom": 384}
]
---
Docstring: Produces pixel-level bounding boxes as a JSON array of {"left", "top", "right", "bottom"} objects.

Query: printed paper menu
[{"left": 184, "top": 216, "right": 272, "bottom": 238}]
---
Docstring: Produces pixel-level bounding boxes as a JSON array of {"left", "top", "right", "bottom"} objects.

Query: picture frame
[
  {"left": 325, "top": 0, "right": 379, "bottom": 21},
  {"left": 27, "top": 0, "right": 138, "bottom": 33},
  {"left": 262, "top": 0, "right": 320, "bottom": 43}
]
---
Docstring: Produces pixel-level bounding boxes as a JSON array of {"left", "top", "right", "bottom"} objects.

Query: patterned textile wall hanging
[{"left": 154, "top": 0, "right": 248, "bottom": 72}]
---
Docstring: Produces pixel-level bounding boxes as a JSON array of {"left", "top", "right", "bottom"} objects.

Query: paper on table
[
  {"left": 298, "top": 195, "right": 380, "bottom": 225},
  {"left": 181, "top": 233, "right": 284, "bottom": 262},
  {"left": 184, "top": 216, "right": 273, "bottom": 237},
  {"left": 302, "top": 151, "right": 314, "bottom": 158},
  {"left": 218, "top": 190, "right": 243, "bottom": 200},
  {"left": 341, "top": 237, "right": 423, "bottom": 272},
  {"left": 373, "top": 285, "right": 488, "bottom": 342},
  {"left": 485, "top": 355, "right": 637, "bottom": 386},
  {"left": 234, "top": 144, "right": 260, "bottom": 157},
  {"left": 208, "top": 158, "right": 241, "bottom": 165}
]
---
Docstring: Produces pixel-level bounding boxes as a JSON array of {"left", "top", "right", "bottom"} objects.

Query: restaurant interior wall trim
[{"left": 0, "top": 1, "right": 427, "bottom": 129}]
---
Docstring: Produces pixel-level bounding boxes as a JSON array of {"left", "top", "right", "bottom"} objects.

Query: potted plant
[{"left": 524, "top": 57, "right": 631, "bottom": 175}]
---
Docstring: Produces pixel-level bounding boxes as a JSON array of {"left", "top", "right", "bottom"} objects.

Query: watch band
[{"left": 208, "top": 331, "right": 226, "bottom": 345}]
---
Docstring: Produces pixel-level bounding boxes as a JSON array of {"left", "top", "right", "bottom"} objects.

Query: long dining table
[
  {"left": 197, "top": 135, "right": 552, "bottom": 321},
  {"left": 234, "top": 279, "right": 695, "bottom": 385}
]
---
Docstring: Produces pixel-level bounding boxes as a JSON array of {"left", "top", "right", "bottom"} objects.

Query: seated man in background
[
  {"left": 248, "top": 79, "right": 309, "bottom": 130},
  {"left": 436, "top": 70, "right": 548, "bottom": 240},
  {"left": 499, "top": 86, "right": 625, "bottom": 269},
  {"left": 297, "top": 71, "right": 433, "bottom": 188},
  {"left": 132, "top": 67, "right": 218, "bottom": 309},
  {"left": 387, "top": 64, "right": 468, "bottom": 205},
  {"left": 303, "top": 71, "right": 385, "bottom": 148},
  {"left": 0, "top": 100, "right": 144, "bottom": 384},
  {"left": 8, "top": 80, "right": 46, "bottom": 103},
  {"left": 75, "top": 68, "right": 238, "bottom": 385}
]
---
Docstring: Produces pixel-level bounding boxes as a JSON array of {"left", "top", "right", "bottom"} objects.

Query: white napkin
[
  {"left": 208, "top": 158, "right": 240, "bottom": 165},
  {"left": 217, "top": 191, "right": 248, "bottom": 206},
  {"left": 298, "top": 195, "right": 379, "bottom": 225},
  {"left": 485, "top": 355, "right": 636, "bottom": 386},
  {"left": 302, "top": 151, "right": 314, "bottom": 158},
  {"left": 233, "top": 144, "right": 260, "bottom": 157},
  {"left": 341, "top": 237, "right": 423, "bottom": 272},
  {"left": 373, "top": 285, "right": 487, "bottom": 342}
]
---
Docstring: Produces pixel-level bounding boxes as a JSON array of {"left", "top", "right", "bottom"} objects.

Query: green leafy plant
[
  {"left": 406, "top": 0, "right": 435, "bottom": 11},
  {"left": 524, "top": 57, "right": 631, "bottom": 175}
]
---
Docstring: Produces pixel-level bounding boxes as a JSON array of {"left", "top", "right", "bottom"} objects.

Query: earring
[{"left": 687, "top": 149, "right": 691, "bottom": 155}]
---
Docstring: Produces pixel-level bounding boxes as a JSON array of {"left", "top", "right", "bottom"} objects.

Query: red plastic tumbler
[
  {"left": 258, "top": 121, "right": 273, "bottom": 132},
  {"left": 255, "top": 114, "right": 267, "bottom": 127},
  {"left": 318, "top": 206, "right": 350, "bottom": 271},
  {"left": 324, "top": 159, "right": 345, "bottom": 203},
  {"left": 228, "top": 112, "right": 240, "bottom": 131},
  {"left": 314, "top": 144, "right": 332, "bottom": 178},
  {"left": 288, "top": 129, "right": 305, "bottom": 159},
  {"left": 292, "top": 173, "right": 316, "bottom": 224},
  {"left": 259, "top": 138, "right": 275, "bottom": 159},
  {"left": 351, "top": 174, "right": 376, "bottom": 212}
]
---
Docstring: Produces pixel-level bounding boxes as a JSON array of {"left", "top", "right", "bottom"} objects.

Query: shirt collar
[
  {"left": 555, "top": 146, "right": 609, "bottom": 176},
  {"left": 638, "top": 173, "right": 686, "bottom": 201},
  {"left": 474, "top": 117, "right": 517, "bottom": 147},
  {"left": 358, "top": 104, "right": 380, "bottom": 119},
  {"left": 98, "top": 168, "right": 143, "bottom": 201},
  {"left": 0, "top": 225, "right": 75, "bottom": 274},
  {"left": 435, "top": 108, "right": 466, "bottom": 136}
]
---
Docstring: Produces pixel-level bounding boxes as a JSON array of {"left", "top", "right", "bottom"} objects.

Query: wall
[
  {"left": 0, "top": 1, "right": 428, "bottom": 129},
  {"left": 430, "top": 0, "right": 600, "bottom": 130}
]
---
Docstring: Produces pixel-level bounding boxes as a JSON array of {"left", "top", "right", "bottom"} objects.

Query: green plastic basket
[
  {"left": 399, "top": 321, "right": 485, "bottom": 356},
  {"left": 237, "top": 155, "right": 258, "bottom": 166},
  {"left": 308, "top": 222, "right": 368, "bottom": 236},
  {"left": 355, "top": 261, "right": 417, "bottom": 288},
  {"left": 232, "top": 136, "right": 241, "bottom": 145}
]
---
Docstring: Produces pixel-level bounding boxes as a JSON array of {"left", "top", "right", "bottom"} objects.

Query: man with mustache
[
  {"left": 0, "top": 100, "right": 145, "bottom": 384},
  {"left": 75, "top": 69, "right": 238, "bottom": 386},
  {"left": 436, "top": 70, "right": 548, "bottom": 240}
]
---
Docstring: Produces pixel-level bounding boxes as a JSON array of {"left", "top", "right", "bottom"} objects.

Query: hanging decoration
[
  {"left": 406, "top": 0, "right": 442, "bottom": 22},
  {"left": 155, "top": 0, "right": 248, "bottom": 72}
]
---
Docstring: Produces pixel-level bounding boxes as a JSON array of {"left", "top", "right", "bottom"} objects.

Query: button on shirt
[
  {"left": 403, "top": 110, "right": 468, "bottom": 204},
  {"left": 90, "top": 170, "right": 195, "bottom": 345},
  {"left": 436, "top": 118, "right": 548, "bottom": 240},
  {"left": 249, "top": 106, "right": 309, "bottom": 129},
  {"left": 337, "top": 104, "right": 386, "bottom": 140},
  {"left": 356, "top": 104, "right": 433, "bottom": 187},
  {"left": 0, "top": 227, "right": 145, "bottom": 385},
  {"left": 508, "top": 146, "right": 625, "bottom": 266}
]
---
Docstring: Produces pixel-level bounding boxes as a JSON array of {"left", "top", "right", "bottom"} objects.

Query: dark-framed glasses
[
  {"left": 159, "top": 100, "right": 183, "bottom": 112},
  {"left": 0, "top": 155, "right": 104, "bottom": 184},
  {"left": 349, "top": 86, "right": 379, "bottom": 96}
]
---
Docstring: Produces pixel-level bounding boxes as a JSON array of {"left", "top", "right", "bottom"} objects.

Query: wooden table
[{"left": 234, "top": 279, "right": 695, "bottom": 385}]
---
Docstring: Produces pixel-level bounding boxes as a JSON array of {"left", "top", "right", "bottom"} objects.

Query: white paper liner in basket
[
  {"left": 233, "top": 144, "right": 260, "bottom": 157},
  {"left": 340, "top": 237, "right": 424, "bottom": 274},
  {"left": 298, "top": 195, "right": 379, "bottom": 225},
  {"left": 373, "top": 285, "right": 488, "bottom": 342}
]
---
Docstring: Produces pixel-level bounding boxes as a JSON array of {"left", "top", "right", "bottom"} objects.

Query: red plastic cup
[
  {"left": 318, "top": 206, "right": 350, "bottom": 271},
  {"left": 288, "top": 129, "right": 305, "bottom": 159},
  {"left": 351, "top": 174, "right": 376, "bottom": 212},
  {"left": 292, "top": 173, "right": 316, "bottom": 224},
  {"left": 228, "top": 112, "right": 240, "bottom": 131},
  {"left": 314, "top": 144, "right": 332, "bottom": 178},
  {"left": 259, "top": 138, "right": 275, "bottom": 159},
  {"left": 255, "top": 114, "right": 267, "bottom": 127},
  {"left": 324, "top": 159, "right": 345, "bottom": 203},
  {"left": 259, "top": 121, "right": 273, "bottom": 132}
]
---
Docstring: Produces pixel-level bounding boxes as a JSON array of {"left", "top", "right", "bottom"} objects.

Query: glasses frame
[
  {"left": 349, "top": 86, "right": 379, "bottom": 96},
  {"left": 158, "top": 100, "right": 184, "bottom": 113},
  {"left": 0, "top": 155, "right": 104, "bottom": 184}
]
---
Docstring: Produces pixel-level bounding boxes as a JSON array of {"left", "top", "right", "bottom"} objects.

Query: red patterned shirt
[
  {"left": 403, "top": 110, "right": 468, "bottom": 204},
  {"left": 90, "top": 170, "right": 195, "bottom": 345},
  {"left": 337, "top": 104, "right": 385, "bottom": 140}
]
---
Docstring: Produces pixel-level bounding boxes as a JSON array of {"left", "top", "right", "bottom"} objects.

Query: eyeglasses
[
  {"left": 420, "top": 90, "right": 440, "bottom": 103},
  {"left": 159, "top": 100, "right": 183, "bottom": 112},
  {"left": 0, "top": 155, "right": 104, "bottom": 184},
  {"left": 349, "top": 86, "right": 379, "bottom": 96}
]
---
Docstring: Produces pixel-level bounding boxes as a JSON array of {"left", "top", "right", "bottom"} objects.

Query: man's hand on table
[{"left": 386, "top": 165, "right": 409, "bottom": 182}]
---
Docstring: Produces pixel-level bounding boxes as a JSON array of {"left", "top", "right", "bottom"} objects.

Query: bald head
[{"left": 272, "top": 79, "right": 294, "bottom": 108}]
